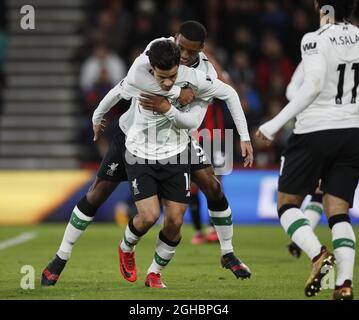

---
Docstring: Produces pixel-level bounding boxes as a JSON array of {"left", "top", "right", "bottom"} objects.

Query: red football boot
[
  {"left": 119, "top": 247, "right": 137, "bottom": 282},
  {"left": 145, "top": 272, "right": 167, "bottom": 288}
]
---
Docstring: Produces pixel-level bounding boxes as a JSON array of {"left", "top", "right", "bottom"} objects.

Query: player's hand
[
  {"left": 139, "top": 93, "right": 171, "bottom": 113},
  {"left": 93, "top": 119, "right": 106, "bottom": 141},
  {"left": 177, "top": 87, "right": 195, "bottom": 106},
  {"left": 255, "top": 129, "right": 272, "bottom": 146},
  {"left": 240, "top": 141, "right": 254, "bottom": 168}
]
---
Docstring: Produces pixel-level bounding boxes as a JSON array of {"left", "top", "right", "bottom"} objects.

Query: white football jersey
[
  {"left": 114, "top": 37, "right": 248, "bottom": 160},
  {"left": 119, "top": 52, "right": 248, "bottom": 160},
  {"left": 294, "top": 23, "right": 359, "bottom": 134},
  {"left": 119, "top": 37, "right": 218, "bottom": 135}
]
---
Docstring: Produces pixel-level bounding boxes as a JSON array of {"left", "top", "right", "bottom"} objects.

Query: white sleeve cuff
[
  {"left": 163, "top": 105, "right": 178, "bottom": 120},
  {"left": 167, "top": 86, "right": 181, "bottom": 100},
  {"left": 258, "top": 123, "right": 275, "bottom": 141}
]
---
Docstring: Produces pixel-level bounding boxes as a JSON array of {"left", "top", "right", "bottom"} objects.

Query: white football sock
[{"left": 57, "top": 206, "right": 94, "bottom": 260}]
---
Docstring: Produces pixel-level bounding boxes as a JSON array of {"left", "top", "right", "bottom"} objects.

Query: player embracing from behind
[{"left": 257, "top": 0, "right": 358, "bottom": 300}]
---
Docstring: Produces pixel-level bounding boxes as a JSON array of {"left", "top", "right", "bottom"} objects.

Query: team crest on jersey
[
  {"left": 302, "top": 42, "right": 318, "bottom": 55},
  {"left": 132, "top": 179, "right": 140, "bottom": 195},
  {"left": 107, "top": 163, "right": 119, "bottom": 176}
]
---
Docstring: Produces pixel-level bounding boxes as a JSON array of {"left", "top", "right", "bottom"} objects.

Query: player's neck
[
  {"left": 188, "top": 55, "right": 200, "bottom": 68},
  {"left": 319, "top": 13, "right": 335, "bottom": 26}
]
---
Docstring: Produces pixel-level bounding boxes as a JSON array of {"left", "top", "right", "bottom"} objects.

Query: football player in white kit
[
  {"left": 257, "top": 0, "right": 358, "bottom": 299},
  {"left": 42, "top": 21, "right": 253, "bottom": 288},
  {"left": 115, "top": 40, "right": 252, "bottom": 288}
]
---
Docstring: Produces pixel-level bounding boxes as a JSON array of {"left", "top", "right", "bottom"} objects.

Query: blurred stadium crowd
[{"left": 1, "top": 0, "right": 358, "bottom": 168}]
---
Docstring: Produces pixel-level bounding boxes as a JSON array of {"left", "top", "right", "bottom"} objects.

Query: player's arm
[
  {"left": 257, "top": 33, "right": 326, "bottom": 143},
  {"left": 139, "top": 93, "right": 205, "bottom": 129},
  {"left": 194, "top": 71, "right": 253, "bottom": 166},
  {"left": 286, "top": 61, "right": 304, "bottom": 101},
  {"left": 196, "top": 72, "right": 250, "bottom": 141},
  {"left": 91, "top": 78, "right": 134, "bottom": 141}
]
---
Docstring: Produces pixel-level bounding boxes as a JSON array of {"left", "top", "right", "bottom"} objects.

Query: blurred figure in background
[{"left": 79, "top": 43, "right": 127, "bottom": 160}]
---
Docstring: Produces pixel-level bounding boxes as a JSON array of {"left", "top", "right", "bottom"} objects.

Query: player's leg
[
  {"left": 277, "top": 133, "right": 335, "bottom": 297},
  {"left": 324, "top": 194, "right": 355, "bottom": 300},
  {"left": 321, "top": 132, "right": 359, "bottom": 300},
  {"left": 41, "top": 131, "right": 128, "bottom": 286},
  {"left": 189, "top": 184, "right": 206, "bottom": 244},
  {"left": 119, "top": 195, "right": 161, "bottom": 282},
  {"left": 305, "top": 192, "right": 323, "bottom": 229},
  {"left": 144, "top": 160, "right": 190, "bottom": 288},
  {"left": 277, "top": 192, "right": 335, "bottom": 297},
  {"left": 145, "top": 199, "right": 187, "bottom": 288},
  {"left": 191, "top": 166, "right": 251, "bottom": 279},
  {"left": 41, "top": 178, "right": 119, "bottom": 286},
  {"left": 288, "top": 190, "right": 323, "bottom": 258}
]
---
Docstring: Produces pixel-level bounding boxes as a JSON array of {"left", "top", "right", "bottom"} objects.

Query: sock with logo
[
  {"left": 208, "top": 195, "right": 233, "bottom": 256},
  {"left": 304, "top": 194, "right": 323, "bottom": 229},
  {"left": 57, "top": 196, "right": 96, "bottom": 260},
  {"left": 329, "top": 214, "right": 356, "bottom": 287},
  {"left": 279, "top": 204, "right": 323, "bottom": 260},
  {"left": 147, "top": 231, "right": 181, "bottom": 274},
  {"left": 120, "top": 217, "right": 145, "bottom": 252}
]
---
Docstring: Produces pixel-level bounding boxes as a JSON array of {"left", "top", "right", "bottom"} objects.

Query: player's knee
[
  {"left": 166, "top": 216, "right": 184, "bottom": 232},
  {"left": 138, "top": 210, "right": 160, "bottom": 227},
  {"left": 201, "top": 178, "right": 223, "bottom": 201},
  {"left": 277, "top": 204, "right": 300, "bottom": 219},
  {"left": 87, "top": 179, "right": 117, "bottom": 206}
]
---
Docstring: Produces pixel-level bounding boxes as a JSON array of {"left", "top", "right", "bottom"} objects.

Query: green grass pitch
[{"left": 0, "top": 223, "right": 358, "bottom": 300}]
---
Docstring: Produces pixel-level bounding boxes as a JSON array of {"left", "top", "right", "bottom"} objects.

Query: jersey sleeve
[
  {"left": 164, "top": 100, "right": 208, "bottom": 130},
  {"left": 286, "top": 61, "right": 304, "bottom": 101},
  {"left": 300, "top": 32, "right": 327, "bottom": 88},
  {"left": 92, "top": 78, "right": 130, "bottom": 125},
  {"left": 194, "top": 70, "right": 250, "bottom": 141}
]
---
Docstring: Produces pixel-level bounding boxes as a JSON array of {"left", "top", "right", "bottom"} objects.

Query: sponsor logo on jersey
[
  {"left": 302, "top": 42, "right": 318, "bottom": 55},
  {"left": 303, "top": 42, "right": 317, "bottom": 51},
  {"left": 107, "top": 163, "right": 119, "bottom": 176}
]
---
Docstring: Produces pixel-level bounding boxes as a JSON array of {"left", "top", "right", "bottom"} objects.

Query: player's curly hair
[
  {"left": 148, "top": 40, "right": 180, "bottom": 70},
  {"left": 316, "top": 0, "right": 357, "bottom": 21}
]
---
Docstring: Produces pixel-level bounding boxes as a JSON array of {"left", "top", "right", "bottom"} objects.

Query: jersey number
[{"left": 336, "top": 63, "right": 359, "bottom": 104}]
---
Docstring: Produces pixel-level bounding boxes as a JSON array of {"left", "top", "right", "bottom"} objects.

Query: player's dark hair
[
  {"left": 148, "top": 40, "right": 180, "bottom": 70},
  {"left": 317, "top": 0, "right": 357, "bottom": 21},
  {"left": 178, "top": 20, "right": 207, "bottom": 44}
]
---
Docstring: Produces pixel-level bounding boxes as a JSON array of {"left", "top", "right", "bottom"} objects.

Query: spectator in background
[
  {"left": 126, "top": 0, "right": 157, "bottom": 49},
  {"left": 259, "top": 0, "right": 287, "bottom": 33},
  {"left": 287, "top": 7, "right": 315, "bottom": 62},
  {"left": 231, "top": 27, "right": 258, "bottom": 59},
  {"left": 80, "top": 43, "right": 126, "bottom": 92},
  {"left": 80, "top": 43, "right": 127, "bottom": 159},
  {"left": 255, "top": 32, "right": 294, "bottom": 95}
]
